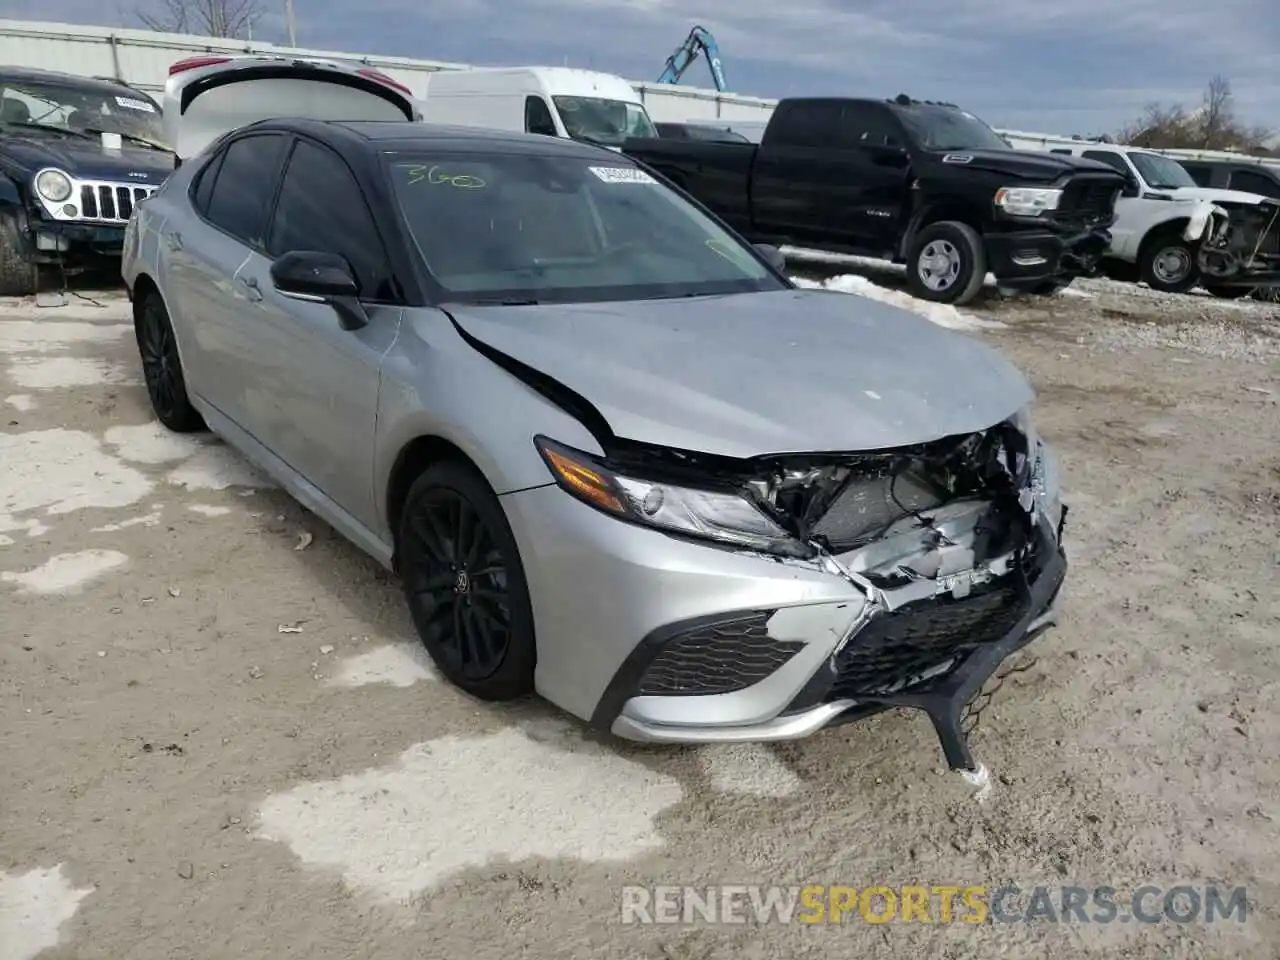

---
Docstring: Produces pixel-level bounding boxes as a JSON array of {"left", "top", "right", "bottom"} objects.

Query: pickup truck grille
[
  {"left": 78, "top": 183, "right": 155, "bottom": 223},
  {"left": 1058, "top": 178, "right": 1119, "bottom": 223}
]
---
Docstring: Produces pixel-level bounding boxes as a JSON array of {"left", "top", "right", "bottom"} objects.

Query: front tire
[
  {"left": 135, "top": 291, "right": 205, "bottom": 432},
  {"left": 0, "top": 209, "right": 38, "bottom": 297},
  {"left": 906, "top": 221, "right": 986, "bottom": 305},
  {"left": 398, "top": 461, "right": 536, "bottom": 702},
  {"left": 1139, "top": 230, "right": 1198, "bottom": 294}
]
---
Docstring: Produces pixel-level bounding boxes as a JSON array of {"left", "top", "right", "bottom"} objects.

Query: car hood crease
[{"left": 445, "top": 289, "right": 1034, "bottom": 459}]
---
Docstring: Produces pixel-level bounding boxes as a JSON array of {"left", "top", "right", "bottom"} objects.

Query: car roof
[
  {"left": 260, "top": 117, "right": 624, "bottom": 160},
  {"left": 1179, "top": 157, "right": 1280, "bottom": 174},
  {"left": 0, "top": 66, "right": 154, "bottom": 99}
]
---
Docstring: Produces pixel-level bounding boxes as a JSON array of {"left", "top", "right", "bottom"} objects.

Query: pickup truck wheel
[
  {"left": 907, "top": 222, "right": 986, "bottom": 305},
  {"left": 0, "top": 209, "right": 39, "bottom": 297},
  {"left": 1139, "top": 232, "right": 1198, "bottom": 294}
]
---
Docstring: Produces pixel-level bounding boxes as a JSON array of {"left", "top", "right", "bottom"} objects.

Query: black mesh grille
[
  {"left": 827, "top": 583, "right": 1028, "bottom": 699},
  {"left": 637, "top": 611, "right": 804, "bottom": 696},
  {"left": 1058, "top": 177, "right": 1118, "bottom": 223}
]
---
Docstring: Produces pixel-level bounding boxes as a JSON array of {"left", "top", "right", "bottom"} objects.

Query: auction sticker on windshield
[
  {"left": 115, "top": 96, "right": 156, "bottom": 112},
  {"left": 589, "top": 166, "right": 657, "bottom": 185}
]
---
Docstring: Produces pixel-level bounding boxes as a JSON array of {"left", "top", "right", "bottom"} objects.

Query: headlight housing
[
  {"left": 534, "top": 436, "right": 807, "bottom": 557},
  {"left": 34, "top": 168, "right": 73, "bottom": 203},
  {"left": 994, "top": 186, "right": 1062, "bottom": 217}
]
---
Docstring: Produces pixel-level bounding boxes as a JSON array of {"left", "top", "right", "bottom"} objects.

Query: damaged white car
[
  {"left": 1005, "top": 140, "right": 1280, "bottom": 296},
  {"left": 126, "top": 56, "right": 1068, "bottom": 778}
]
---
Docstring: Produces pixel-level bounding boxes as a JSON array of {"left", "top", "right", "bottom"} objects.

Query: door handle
[
  {"left": 238, "top": 275, "right": 263, "bottom": 302},
  {"left": 164, "top": 230, "right": 182, "bottom": 251}
]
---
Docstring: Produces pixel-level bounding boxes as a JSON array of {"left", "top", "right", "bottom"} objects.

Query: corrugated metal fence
[{"left": 0, "top": 18, "right": 778, "bottom": 123}]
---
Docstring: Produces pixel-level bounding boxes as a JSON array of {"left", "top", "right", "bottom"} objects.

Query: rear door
[
  {"left": 162, "top": 56, "right": 417, "bottom": 162},
  {"left": 164, "top": 131, "right": 289, "bottom": 425},
  {"left": 232, "top": 137, "right": 400, "bottom": 529}
]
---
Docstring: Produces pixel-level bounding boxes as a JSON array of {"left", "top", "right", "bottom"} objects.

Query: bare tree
[
  {"left": 1114, "top": 77, "right": 1274, "bottom": 154},
  {"left": 135, "top": 0, "right": 264, "bottom": 39}
]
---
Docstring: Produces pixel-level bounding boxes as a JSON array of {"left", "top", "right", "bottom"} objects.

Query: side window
[
  {"left": 1180, "top": 164, "right": 1214, "bottom": 187},
  {"left": 190, "top": 151, "right": 224, "bottom": 216},
  {"left": 1228, "top": 169, "right": 1280, "bottom": 198},
  {"left": 203, "top": 134, "right": 289, "bottom": 247},
  {"left": 524, "top": 96, "right": 558, "bottom": 137},
  {"left": 1082, "top": 150, "right": 1130, "bottom": 175},
  {"left": 837, "top": 103, "right": 903, "bottom": 149},
  {"left": 268, "top": 139, "right": 393, "bottom": 300},
  {"left": 769, "top": 102, "right": 841, "bottom": 148}
]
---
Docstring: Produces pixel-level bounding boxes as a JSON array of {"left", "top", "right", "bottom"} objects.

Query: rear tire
[
  {"left": 398, "top": 461, "right": 537, "bottom": 702},
  {"left": 135, "top": 290, "right": 206, "bottom": 433},
  {"left": 0, "top": 209, "right": 38, "bottom": 297},
  {"left": 907, "top": 221, "right": 986, "bottom": 305},
  {"left": 1138, "top": 230, "right": 1198, "bottom": 294}
]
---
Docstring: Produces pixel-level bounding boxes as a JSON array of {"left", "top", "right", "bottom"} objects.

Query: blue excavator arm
[{"left": 656, "top": 25, "right": 726, "bottom": 92}]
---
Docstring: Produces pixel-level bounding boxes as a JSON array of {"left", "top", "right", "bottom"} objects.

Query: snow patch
[
  {"left": 0, "top": 318, "right": 130, "bottom": 355},
  {"left": 255, "top": 721, "right": 683, "bottom": 901},
  {"left": 104, "top": 422, "right": 205, "bottom": 464},
  {"left": 326, "top": 643, "right": 438, "bottom": 688},
  {"left": 167, "top": 446, "right": 276, "bottom": 491},
  {"left": 789, "top": 273, "right": 1003, "bottom": 331},
  {"left": 698, "top": 743, "right": 804, "bottom": 798},
  {"left": 2, "top": 549, "right": 129, "bottom": 595},
  {"left": 4, "top": 394, "right": 34, "bottom": 411},
  {"left": 0, "top": 429, "right": 152, "bottom": 537},
  {"left": 92, "top": 510, "right": 162, "bottom": 532},
  {"left": 6, "top": 356, "right": 130, "bottom": 389},
  {"left": 0, "top": 864, "right": 94, "bottom": 960},
  {"left": 188, "top": 504, "right": 232, "bottom": 517}
]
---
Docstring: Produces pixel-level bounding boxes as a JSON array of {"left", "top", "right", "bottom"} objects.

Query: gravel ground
[{"left": 1, "top": 273, "right": 1277, "bottom": 960}]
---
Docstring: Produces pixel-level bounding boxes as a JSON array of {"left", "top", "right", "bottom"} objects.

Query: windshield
[
  {"left": 891, "top": 103, "right": 1009, "bottom": 152},
  {"left": 552, "top": 96, "right": 656, "bottom": 146},
  {"left": 1129, "top": 152, "right": 1196, "bottom": 190},
  {"left": 386, "top": 151, "right": 784, "bottom": 304},
  {"left": 0, "top": 79, "right": 167, "bottom": 149}
]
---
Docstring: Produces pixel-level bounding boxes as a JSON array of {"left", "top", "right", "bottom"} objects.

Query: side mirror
[
  {"left": 1121, "top": 176, "right": 1140, "bottom": 198},
  {"left": 754, "top": 243, "right": 786, "bottom": 272},
  {"left": 269, "top": 250, "right": 368, "bottom": 330}
]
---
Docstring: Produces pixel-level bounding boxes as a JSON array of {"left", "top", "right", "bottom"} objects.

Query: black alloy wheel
[
  {"left": 136, "top": 293, "right": 205, "bottom": 432},
  {"left": 399, "top": 462, "right": 536, "bottom": 700}
]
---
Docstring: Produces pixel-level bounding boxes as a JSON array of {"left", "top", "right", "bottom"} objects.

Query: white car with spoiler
[{"left": 160, "top": 54, "right": 420, "bottom": 165}]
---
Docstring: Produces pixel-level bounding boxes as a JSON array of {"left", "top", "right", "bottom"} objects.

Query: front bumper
[
  {"left": 985, "top": 226, "right": 1112, "bottom": 286},
  {"left": 501, "top": 448, "right": 1068, "bottom": 772},
  {"left": 20, "top": 211, "right": 129, "bottom": 265}
]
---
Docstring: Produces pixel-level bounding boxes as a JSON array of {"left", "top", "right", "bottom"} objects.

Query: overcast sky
[{"left": 2, "top": 0, "right": 1277, "bottom": 136}]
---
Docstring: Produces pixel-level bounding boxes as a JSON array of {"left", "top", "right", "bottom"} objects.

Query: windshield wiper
[
  {"left": 79, "top": 126, "right": 170, "bottom": 152},
  {"left": 0, "top": 121, "right": 93, "bottom": 139},
  {"left": 470, "top": 297, "right": 541, "bottom": 306}
]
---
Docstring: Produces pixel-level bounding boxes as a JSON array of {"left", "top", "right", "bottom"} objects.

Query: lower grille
[
  {"left": 827, "top": 583, "right": 1028, "bottom": 699},
  {"left": 79, "top": 183, "right": 154, "bottom": 223},
  {"left": 636, "top": 611, "right": 804, "bottom": 696}
]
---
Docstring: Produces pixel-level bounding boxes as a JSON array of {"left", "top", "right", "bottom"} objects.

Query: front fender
[{"left": 1116, "top": 200, "right": 1219, "bottom": 260}]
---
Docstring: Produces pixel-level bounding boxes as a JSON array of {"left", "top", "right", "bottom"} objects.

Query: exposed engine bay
[
  {"left": 603, "top": 415, "right": 1041, "bottom": 581},
  {"left": 1197, "top": 199, "right": 1280, "bottom": 286}
]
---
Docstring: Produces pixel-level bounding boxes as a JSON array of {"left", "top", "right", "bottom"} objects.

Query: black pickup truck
[{"left": 623, "top": 95, "right": 1126, "bottom": 304}]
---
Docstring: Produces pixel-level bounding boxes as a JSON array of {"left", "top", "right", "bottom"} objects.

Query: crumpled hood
[
  {"left": 0, "top": 135, "right": 172, "bottom": 183},
  {"left": 445, "top": 288, "right": 1034, "bottom": 459},
  {"left": 1165, "top": 185, "right": 1277, "bottom": 207}
]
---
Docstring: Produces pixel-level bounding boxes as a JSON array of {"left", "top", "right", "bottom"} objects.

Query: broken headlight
[{"left": 534, "top": 436, "right": 808, "bottom": 557}]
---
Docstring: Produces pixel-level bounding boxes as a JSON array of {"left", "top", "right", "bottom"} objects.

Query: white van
[
  {"left": 420, "top": 67, "right": 658, "bottom": 149},
  {"left": 161, "top": 54, "right": 419, "bottom": 163}
]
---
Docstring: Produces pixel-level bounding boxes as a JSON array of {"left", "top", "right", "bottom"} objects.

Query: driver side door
[{"left": 232, "top": 136, "right": 401, "bottom": 531}]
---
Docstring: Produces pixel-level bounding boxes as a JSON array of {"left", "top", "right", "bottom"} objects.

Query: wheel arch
[
  {"left": 899, "top": 199, "right": 986, "bottom": 260},
  {"left": 384, "top": 434, "right": 484, "bottom": 570}
]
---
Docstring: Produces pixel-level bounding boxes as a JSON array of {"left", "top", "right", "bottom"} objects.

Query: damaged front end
[
  {"left": 538, "top": 411, "right": 1066, "bottom": 773},
  {"left": 1197, "top": 199, "right": 1280, "bottom": 288}
]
